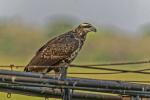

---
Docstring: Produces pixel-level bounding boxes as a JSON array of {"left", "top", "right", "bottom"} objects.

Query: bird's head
[{"left": 74, "top": 23, "right": 97, "bottom": 34}]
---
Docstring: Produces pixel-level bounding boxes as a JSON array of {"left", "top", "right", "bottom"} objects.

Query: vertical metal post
[
  {"left": 60, "top": 66, "right": 71, "bottom": 100},
  {"left": 131, "top": 96, "right": 141, "bottom": 100}
]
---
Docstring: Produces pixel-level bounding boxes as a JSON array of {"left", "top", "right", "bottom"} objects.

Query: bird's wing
[{"left": 25, "top": 33, "right": 79, "bottom": 71}]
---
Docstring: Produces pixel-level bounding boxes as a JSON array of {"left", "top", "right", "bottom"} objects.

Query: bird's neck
[
  {"left": 72, "top": 29, "right": 87, "bottom": 41},
  {"left": 74, "top": 32, "right": 87, "bottom": 42}
]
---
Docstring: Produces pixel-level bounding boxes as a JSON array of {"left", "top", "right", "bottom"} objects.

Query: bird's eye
[{"left": 83, "top": 25, "right": 91, "bottom": 28}]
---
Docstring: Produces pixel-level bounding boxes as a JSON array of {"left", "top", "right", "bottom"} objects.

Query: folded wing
[{"left": 24, "top": 33, "right": 79, "bottom": 72}]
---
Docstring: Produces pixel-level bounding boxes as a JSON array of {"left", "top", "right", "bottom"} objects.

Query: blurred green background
[
  {"left": 0, "top": 16, "right": 150, "bottom": 65},
  {"left": 1, "top": 15, "right": 150, "bottom": 80},
  {"left": 1, "top": 0, "right": 150, "bottom": 100},
  {"left": 1, "top": 16, "right": 150, "bottom": 100}
]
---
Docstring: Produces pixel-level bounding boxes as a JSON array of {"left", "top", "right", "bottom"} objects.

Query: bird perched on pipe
[{"left": 24, "top": 23, "right": 97, "bottom": 77}]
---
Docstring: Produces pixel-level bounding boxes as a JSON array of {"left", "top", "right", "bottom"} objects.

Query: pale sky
[{"left": 0, "top": 0, "right": 150, "bottom": 33}]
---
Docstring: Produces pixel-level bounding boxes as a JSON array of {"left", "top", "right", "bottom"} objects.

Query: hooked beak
[{"left": 90, "top": 26, "right": 97, "bottom": 32}]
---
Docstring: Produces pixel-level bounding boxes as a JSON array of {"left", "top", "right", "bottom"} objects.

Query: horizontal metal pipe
[
  {"left": 0, "top": 72, "right": 150, "bottom": 92},
  {"left": 0, "top": 83, "right": 122, "bottom": 100},
  {"left": 1, "top": 81, "right": 150, "bottom": 98},
  {"left": 1, "top": 70, "right": 150, "bottom": 97}
]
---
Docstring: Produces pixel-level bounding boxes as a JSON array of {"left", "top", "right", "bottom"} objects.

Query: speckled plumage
[{"left": 24, "top": 23, "right": 96, "bottom": 74}]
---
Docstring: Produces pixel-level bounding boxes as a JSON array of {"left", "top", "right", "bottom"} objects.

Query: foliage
[{"left": 0, "top": 18, "right": 150, "bottom": 65}]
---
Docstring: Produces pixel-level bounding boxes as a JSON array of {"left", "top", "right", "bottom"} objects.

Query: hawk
[{"left": 24, "top": 23, "right": 96, "bottom": 75}]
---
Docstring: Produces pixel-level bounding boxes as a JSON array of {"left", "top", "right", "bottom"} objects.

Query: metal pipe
[
  {"left": 0, "top": 73, "right": 150, "bottom": 92},
  {"left": 1, "top": 82, "right": 150, "bottom": 98},
  {"left": 0, "top": 83, "right": 122, "bottom": 100}
]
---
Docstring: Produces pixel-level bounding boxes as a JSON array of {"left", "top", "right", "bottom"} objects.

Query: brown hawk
[{"left": 24, "top": 23, "right": 96, "bottom": 75}]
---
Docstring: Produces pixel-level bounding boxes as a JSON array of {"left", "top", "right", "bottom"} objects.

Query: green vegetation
[
  {"left": 1, "top": 19, "right": 150, "bottom": 65},
  {"left": 1, "top": 18, "right": 150, "bottom": 99}
]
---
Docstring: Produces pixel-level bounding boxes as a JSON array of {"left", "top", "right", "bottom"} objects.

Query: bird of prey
[{"left": 24, "top": 23, "right": 96, "bottom": 76}]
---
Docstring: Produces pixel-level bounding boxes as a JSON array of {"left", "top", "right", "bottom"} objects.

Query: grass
[{"left": 0, "top": 93, "right": 45, "bottom": 100}]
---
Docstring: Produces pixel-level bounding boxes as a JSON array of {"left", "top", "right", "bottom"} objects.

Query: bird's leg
[
  {"left": 53, "top": 67, "right": 61, "bottom": 79},
  {"left": 58, "top": 73, "right": 62, "bottom": 80},
  {"left": 54, "top": 64, "right": 68, "bottom": 80},
  {"left": 54, "top": 71, "right": 60, "bottom": 79},
  {"left": 58, "top": 69, "right": 64, "bottom": 80},
  {"left": 59, "top": 65, "right": 68, "bottom": 80}
]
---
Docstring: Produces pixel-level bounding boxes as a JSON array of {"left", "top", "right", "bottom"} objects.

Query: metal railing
[{"left": 1, "top": 60, "right": 150, "bottom": 100}]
